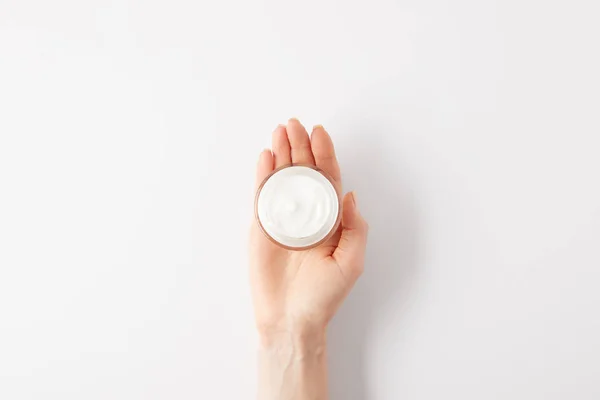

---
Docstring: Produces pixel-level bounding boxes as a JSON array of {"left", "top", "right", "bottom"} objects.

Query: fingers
[
  {"left": 310, "top": 125, "right": 342, "bottom": 186},
  {"left": 332, "top": 192, "right": 369, "bottom": 280},
  {"left": 286, "top": 118, "right": 316, "bottom": 165},
  {"left": 271, "top": 125, "right": 291, "bottom": 168},
  {"left": 255, "top": 149, "right": 274, "bottom": 191}
]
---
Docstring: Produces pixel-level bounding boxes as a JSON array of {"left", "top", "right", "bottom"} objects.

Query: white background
[{"left": 1, "top": 0, "right": 599, "bottom": 399}]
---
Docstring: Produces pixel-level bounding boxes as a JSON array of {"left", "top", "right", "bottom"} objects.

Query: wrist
[
  {"left": 258, "top": 326, "right": 328, "bottom": 400},
  {"left": 259, "top": 325, "right": 327, "bottom": 356}
]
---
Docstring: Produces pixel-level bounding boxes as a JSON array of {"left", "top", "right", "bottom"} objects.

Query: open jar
[{"left": 255, "top": 165, "right": 342, "bottom": 250}]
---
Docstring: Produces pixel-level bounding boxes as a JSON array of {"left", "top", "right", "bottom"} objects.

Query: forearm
[{"left": 258, "top": 329, "right": 328, "bottom": 400}]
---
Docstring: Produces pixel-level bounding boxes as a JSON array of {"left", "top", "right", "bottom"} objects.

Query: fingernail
[
  {"left": 313, "top": 124, "right": 324, "bottom": 131},
  {"left": 351, "top": 191, "right": 358, "bottom": 208},
  {"left": 288, "top": 117, "right": 300, "bottom": 123}
]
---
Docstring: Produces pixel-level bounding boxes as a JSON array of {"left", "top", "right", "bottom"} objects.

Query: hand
[{"left": 250, "top": 119, "right": 368, "bottom": 400}]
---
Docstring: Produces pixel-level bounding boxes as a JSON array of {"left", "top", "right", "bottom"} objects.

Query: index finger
[{"left": 310, "top": 125, "right": 342, "bottom": 187}]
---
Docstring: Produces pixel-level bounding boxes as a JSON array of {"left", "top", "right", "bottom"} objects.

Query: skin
[{"left": 250, "top": 119, "right": 369, "bottom": 400}]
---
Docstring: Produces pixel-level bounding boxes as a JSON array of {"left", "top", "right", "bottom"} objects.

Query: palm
[
  {"left": 249, "top": 120, "right": 368, "bottom": 335},
  {"left": 251, "top": 227, "right": 347, "bottom": 330}
]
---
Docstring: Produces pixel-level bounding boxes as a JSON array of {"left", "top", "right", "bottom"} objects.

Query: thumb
[{"left": 333, "top": 191, "right": 369, "bottom": 279}]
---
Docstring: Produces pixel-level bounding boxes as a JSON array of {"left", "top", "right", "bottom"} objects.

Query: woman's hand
[{"left": 250, "top": 119, "right": 368, "bottom": 400}]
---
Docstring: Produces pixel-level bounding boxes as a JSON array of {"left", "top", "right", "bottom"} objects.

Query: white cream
[{"left": 257, "top": 166, "right": 339, "bottom": 249}]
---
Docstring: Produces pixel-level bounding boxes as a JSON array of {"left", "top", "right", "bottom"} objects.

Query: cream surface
[{"left": 257, "top": 166, "right": 339, "bottom": 248}]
